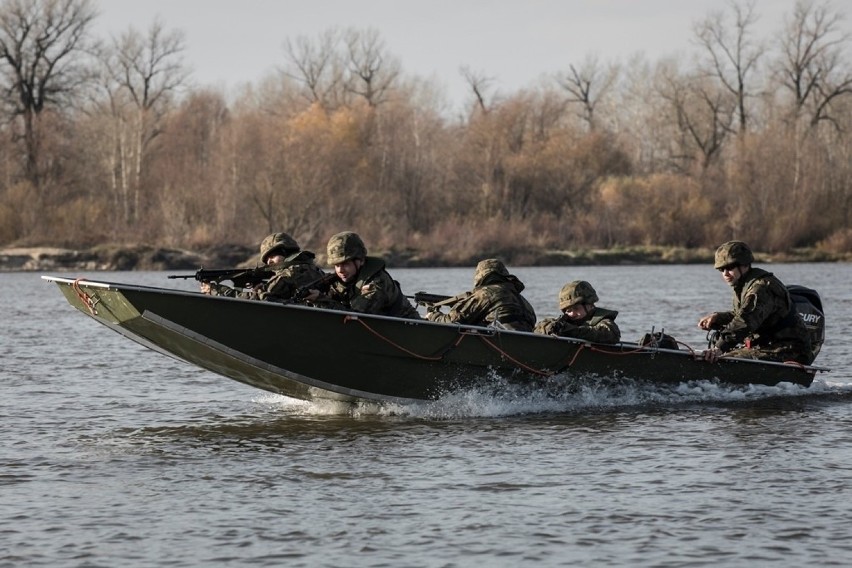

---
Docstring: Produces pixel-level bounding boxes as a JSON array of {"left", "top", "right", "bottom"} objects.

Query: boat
[{"left": 43, "top": 276, "right": 828, "bottom": 404}]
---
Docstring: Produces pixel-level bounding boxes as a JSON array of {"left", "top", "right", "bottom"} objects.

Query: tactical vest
[{"left": 352, "top": 256, "right": 417, "bottom": 318}]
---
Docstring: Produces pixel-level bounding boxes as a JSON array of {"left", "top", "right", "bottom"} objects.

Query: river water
[{"left": 3, "top": 264, "right": 852, "bottom": 567}]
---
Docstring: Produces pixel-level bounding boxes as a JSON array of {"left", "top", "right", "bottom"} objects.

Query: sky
[{"left": 93, "top": 0, "right": 848, "bottom": 110}]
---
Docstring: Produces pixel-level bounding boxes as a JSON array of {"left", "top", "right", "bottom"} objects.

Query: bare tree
[
  {"left": 657, "top": 62, "right": 737, "bottom": 172},
  {"left": 557, "top": 54, "right": 620, "bottom": 131},
  {"left": 611, "top": 53, "right": 672, "bottom": 173},
  {"left": 153, "top": 90, "right": 231, "bottom": 245},
  {"left": 95, "top": 17, "right": 188, "bottom": 225},
  {"left": 776, "top": 0, "right": 852, "bottom": 129},
  {"left": 282, "top": 28, "right": 345, "bottom": 110},
  {"left": 693, "top": 0, "right": 763, "bottom": 134},
  {"left": 344, "top": 27, "right": 400, "bottom": 108},
  {"left": 527, "top": 88, "right": 569, "bottom": 142},
  {"left": 0, "top": 0, "right": 97, "bottom": 188},
  {"left": 460, "top": 65, "right": 495, "bottom": 114}
]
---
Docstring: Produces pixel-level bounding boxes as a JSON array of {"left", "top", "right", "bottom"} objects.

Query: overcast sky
[{"left": 93, "top": 0, "right": 848, "bottom": 109}]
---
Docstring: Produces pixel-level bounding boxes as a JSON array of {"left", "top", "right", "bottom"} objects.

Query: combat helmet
[
  {"left": 260, "top": 232, "right": 300, "bottom": 263},
  {"left": 327, "top": 231, "right": 367, "bottom": 264},
  {"left": 473, "top": 258, "right": 509, "bottom": 287},
  {"left": 559, "top": 280, "right": 599, "bottom": 310},
  {"left": 714, "top": 240, "right": 754, "bottom": 269}
]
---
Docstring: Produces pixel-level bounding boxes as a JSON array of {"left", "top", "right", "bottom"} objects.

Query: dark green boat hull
[{"left": 44, "top": 277, "right": 824, "bottom": 404}]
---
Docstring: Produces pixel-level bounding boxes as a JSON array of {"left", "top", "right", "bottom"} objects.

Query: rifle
[
  {"left": 409, "top": 291, "right": 467, "bottom": 307},
  {"left": 291, "top": 272, "right": 339, "bottom": 302},
  {"left": 168, "top": 267, "right": 274, "bottom": 289}
]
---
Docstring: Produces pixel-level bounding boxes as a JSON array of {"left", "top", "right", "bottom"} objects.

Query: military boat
[{"left": 43, "top": 276, "right": 827, "bottom": 404}]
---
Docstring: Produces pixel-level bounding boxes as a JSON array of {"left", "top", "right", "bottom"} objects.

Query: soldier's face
[
  {"left": 265, "top": 254, "right": 285, "bottom": 265},
  {"left": 562, "top": 303, "right": 590, "bottom": 321},
  {"left": 718, "top": 265, "right": 744, "bottom": 286},
  {"left": 335, "top": 259, "right": 362, "bottom": 283}
]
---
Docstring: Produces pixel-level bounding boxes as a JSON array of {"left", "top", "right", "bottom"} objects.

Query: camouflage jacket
[
  {"left": 209, "top": 251, "right": 326, "bottom": 303},
  {"left": 326, "top": 256, "right": 420, "bottom": 319},
  {"left": 710, "top": 267, "right": 812, "bottom": 358},
  {"left": 534, "top": 307, "right": 621, "bottom": 344},
  {"left": 427, "top": 275, "right": 536, "bottom": 332}
]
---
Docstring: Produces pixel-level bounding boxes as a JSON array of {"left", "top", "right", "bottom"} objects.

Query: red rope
[
  {"left": 343, "top": 315, "right": 466, "bottom": 361},
  {"left": 477, "top": 336, "right": 555, "bottom": 376},
  {"left": 71, "top": 278, "right": 99, "bottom": 316},
  {"left": 563, "top": 342, "right": 588, "bottom": 367},
  {"left": 341, "top": 316, "right": 800, "bottom": 378}
]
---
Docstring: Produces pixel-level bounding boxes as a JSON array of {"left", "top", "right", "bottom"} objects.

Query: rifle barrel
[
  {"left": 411, "top": 291, "right": 455, "bottom": 306},
  {"left": 167, "top": 267, "right": 272, "bottom": 286}
]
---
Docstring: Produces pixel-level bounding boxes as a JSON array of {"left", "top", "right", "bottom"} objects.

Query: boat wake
[{"left": 255, "top": 374, "right": 852, "bottom": 419}]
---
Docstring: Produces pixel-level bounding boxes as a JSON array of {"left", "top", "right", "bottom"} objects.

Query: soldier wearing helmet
[
  {"left": 201, "top": 232, "right": 327, "bottom": 303},
  {"left": 698, "top": 241, "right": 813, "bottom": 364},
  {"left": 322, "top": 231, "right": 420, "bottom": 319},
  {"left": 534, "top": 280, "right": 621, "bottom": 343},
  {"left": 425, "top": 259, "right": 536, "bottom": 331}
]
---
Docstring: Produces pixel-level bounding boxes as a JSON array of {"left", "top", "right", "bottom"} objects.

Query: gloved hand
[
  {"left": 534, "top": 318, "right": 559, "bottom": 335},
  {"left": 703, "top": 348, "right": 723, "bottom": 363},
  {"left": 200, "top": 282, "right": 220, "bottom": 295},
  {"left": 714, "top": 335, "right": 736, "bottom": 352}
]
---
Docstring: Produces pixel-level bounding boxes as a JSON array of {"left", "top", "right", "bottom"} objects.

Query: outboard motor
[{"left": 787, "top": 285, "right": 825, "bottom": 359}]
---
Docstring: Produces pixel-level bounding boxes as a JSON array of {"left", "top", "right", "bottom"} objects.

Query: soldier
[
  {"left": 698, "top": 240, "right": 813, "bottom": 364},
  {"left": 201, "top": 232, "right": 327, "bottom": 303},
  {"left": 323, "top": 231, "right": 420, "bottom": 319},
  {"left": 534, "top": 280, "right": 621, "bottom": 344},
  {"left": 425, "top": 259, "right": 536, "bottom": 331}
]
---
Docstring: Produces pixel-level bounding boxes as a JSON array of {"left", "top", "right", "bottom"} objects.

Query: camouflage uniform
[
  {"left": 253, "top": 251, "right": 327, "bottom": 302},
  {"left": 709, "top": 267, "right": 813, "bottom": 364},
  {"left": 209, "top": 252, "right": 326, "bottom": 302},
  {"left": 426, "top": 259, "right": 536, "bottom": 331},
  {"left": 534, "top": 280, "right": 621, "bottom": 343},
  {"left": 706, "top": 241, "right": 813, "bottom": 364},
  {"left": 326, "top": 257, "right": 420, "bottom": 318},
  {"left": 535, "top": 309, "right": 621, "bottom": 343},
  {"left": 207, "top": 232, "right": 326, "bottom": 303},
  {"left": 324, "top": 232, "right": 420, "bottom": 319}
]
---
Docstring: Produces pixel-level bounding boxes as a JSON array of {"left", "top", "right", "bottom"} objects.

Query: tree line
[{"left": 1, "top": 0, "right": 851, "bottom": 265}]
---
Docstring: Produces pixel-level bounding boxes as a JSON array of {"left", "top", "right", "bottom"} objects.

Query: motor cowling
[{"left": 788, "top": 284, "right": 825, "bottom": 359}]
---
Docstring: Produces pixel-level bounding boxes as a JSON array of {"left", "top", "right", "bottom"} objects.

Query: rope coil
[{"left": 71, "top": 278, "right": 99, "bottom": 316}]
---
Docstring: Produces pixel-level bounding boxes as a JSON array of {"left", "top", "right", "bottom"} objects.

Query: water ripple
[{"left": 3, "top": 267, "right": 852, "bottom": 567}]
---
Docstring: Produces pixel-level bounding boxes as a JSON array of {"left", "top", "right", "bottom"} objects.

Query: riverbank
[
  {"left": 1, "top": 243, "right": 849, "bottom": 272},
  {"left": 0, "top": 244, "right": 252, "bottom": 272}
]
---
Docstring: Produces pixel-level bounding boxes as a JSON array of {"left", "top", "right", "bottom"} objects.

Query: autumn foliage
[{"left": 1, "top": 0, "right": 851, "bottom": 263}]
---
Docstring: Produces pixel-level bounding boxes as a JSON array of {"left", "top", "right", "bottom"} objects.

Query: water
[{"left": 3, "top": 264, "right": 852, "bottom": 567}]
